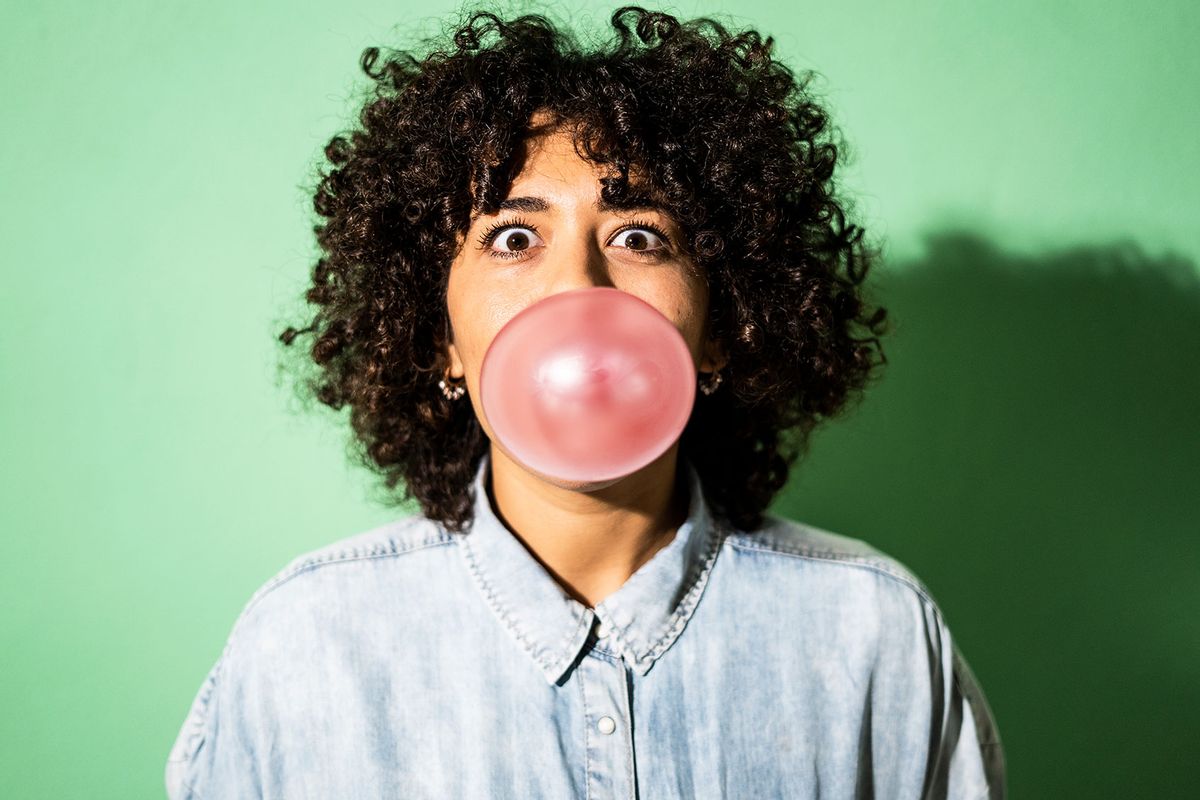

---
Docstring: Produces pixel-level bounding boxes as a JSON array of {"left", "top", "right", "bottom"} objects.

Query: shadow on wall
[{"left": 779, "top": 230, "right": 1200, "bottom": 799}]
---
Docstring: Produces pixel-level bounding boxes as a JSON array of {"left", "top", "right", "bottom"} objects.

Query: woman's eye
[
  {"left": 610, "top": 226, "right": 670, "bottom": 255},
  {"left": 483, "top": 225, "right": 544, "bottom": 259}
]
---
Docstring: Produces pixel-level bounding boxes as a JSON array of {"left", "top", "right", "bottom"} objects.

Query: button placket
[{"left": 579, "top": 651, "right": 635, "bottom": 799}]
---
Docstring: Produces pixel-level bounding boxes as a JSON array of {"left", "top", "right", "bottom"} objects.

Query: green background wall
[{"left": 2, "top": 1, "right": 1196, "bottom": 797}]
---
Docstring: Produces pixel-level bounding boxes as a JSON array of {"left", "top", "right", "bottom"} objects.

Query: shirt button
[
  {"left": 595, "top": 621, "right": 610, "bottom": 640},
  {"left": 597, "top": 716, "right": 616, "bottom": 735}
]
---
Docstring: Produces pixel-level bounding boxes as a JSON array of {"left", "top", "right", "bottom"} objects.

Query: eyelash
[{"left": 475, "top": 216, "right": 673, "bottom": 260}]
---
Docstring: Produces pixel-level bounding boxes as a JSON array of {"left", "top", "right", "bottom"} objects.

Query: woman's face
[{"left": 444, "top": 114, "right": 726, "bottom": 470}]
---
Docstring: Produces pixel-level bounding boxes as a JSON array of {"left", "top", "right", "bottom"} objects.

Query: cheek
[
  {"left": 678, "top": 286, "right": 713, "bottom": 362},
  {"left": 635, "top": 289, "right": 707, "bottom": 365},
  {"left": 666, "top": 281, "right": 709, "bottom": 339},
  {"left": 450, "top": 287, "right": 527, "bottom": 366}
]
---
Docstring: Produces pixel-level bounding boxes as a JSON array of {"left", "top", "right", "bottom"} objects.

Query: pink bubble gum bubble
[{"left": 480, "top": 287, "right": 697, "bottom": 483}]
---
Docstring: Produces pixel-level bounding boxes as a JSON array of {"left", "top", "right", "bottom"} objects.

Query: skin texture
[{"left": 444, "top": 112, "right": 727, "bottom": 607}]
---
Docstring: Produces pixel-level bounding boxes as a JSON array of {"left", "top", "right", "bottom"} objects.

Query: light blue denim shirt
[{"left": 166, "top": 451, "right": 1005, "bottom": 798}]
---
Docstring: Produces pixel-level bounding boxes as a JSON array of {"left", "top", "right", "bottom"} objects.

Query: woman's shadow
[{"left": 779, "top": 229, "right": 1200, "bottom": 798}]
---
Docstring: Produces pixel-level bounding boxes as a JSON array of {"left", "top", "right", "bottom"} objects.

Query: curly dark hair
[{"left": 276, "top": 5, "right": 889, "bottom": 536}]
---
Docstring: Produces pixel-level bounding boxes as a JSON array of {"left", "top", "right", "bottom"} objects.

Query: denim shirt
[{"left": 165, "top": 452, "right": 1005, "bottom": 799}]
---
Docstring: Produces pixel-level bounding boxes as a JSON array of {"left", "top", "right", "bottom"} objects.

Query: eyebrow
[{"left": 468, "top": 195, "right": 671, "bottom": 226}]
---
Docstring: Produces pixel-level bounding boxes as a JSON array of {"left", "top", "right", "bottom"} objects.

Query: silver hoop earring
[
  {"left": 438, "top": 373, "right": 466, "bottom": 400},
  {"left": 698, "top": 368, "right": 723, "bottom": 396}
]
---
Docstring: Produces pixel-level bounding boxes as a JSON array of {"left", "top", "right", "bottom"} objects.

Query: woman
[{"left": 166, "top": 7, "right": 1005, "bottom": 798}]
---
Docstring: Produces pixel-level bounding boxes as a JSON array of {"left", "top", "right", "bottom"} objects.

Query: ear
[
  {"left": 445, "top": 340, "right": 465, "bottom": 380},
  {"left": 702, "top": 336, "right": 729, "bottom": 373},
  {"left": 440, "top": 307, "right": 466, "bottom": 380}
]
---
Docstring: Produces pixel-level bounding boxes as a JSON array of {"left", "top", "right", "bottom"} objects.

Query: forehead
[
  {"left": 513, "top": 108, "right": 658, "bottom": 188},
  {"left": 469, "top": 154, "right": 671, "bottom": 226},
  {"left": 472, "top": 128, "right": 667, "bottom": 215},
  {"left": 461, "top": 108, "right": 677, "bottom": 230},
  {"left": 508, "top": 125, "right": 604, "bottom": 189}
]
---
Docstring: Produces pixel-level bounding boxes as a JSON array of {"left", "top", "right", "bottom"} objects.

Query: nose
[{"left": 542, "top": 226, "right": 617, "bottom": 296}]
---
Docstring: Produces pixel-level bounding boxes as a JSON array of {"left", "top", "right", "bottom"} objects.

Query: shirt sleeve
[
  {"left": 164, "top": 644, "right": 262, "bottom": 800},
  {"left": 919, "top": 597, "right": 1007, "bottom": 800},
  {"left": 164, "top": 654, "right": 220, "bottom": 800}
]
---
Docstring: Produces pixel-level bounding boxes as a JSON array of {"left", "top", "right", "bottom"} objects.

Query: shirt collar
[{"left": 456, "top": 450, "right": 724, "bottom": 685}]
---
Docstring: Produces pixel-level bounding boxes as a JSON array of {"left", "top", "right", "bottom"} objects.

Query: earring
[
  {"left": 698, "top": 368, "right": 723, "bottom": 396},
  {"left": 438, "top": 372, "right": 466, "bottom": 400}
]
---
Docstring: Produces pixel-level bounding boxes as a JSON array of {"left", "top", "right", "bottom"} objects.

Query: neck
[{"left": 484, "top": 443, "right": 690, "bottom": 608}]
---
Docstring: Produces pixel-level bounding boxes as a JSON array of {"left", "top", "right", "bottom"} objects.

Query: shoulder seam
[
  {"left": 727, "top": 535, "right": 938, "bottom": 609},
  {"left": 233, "top": 517, "right": 454, "bottom": 638}
]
